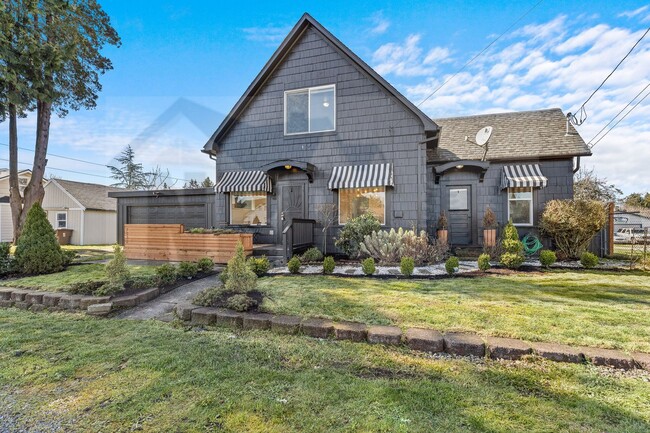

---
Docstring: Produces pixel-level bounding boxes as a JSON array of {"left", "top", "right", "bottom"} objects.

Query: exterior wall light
[
  {"left": 456, "top": 164, "right": 464, "bottom": 169},
  {"left": 284, "top": 164, "right": 292, "bottom": 170}
]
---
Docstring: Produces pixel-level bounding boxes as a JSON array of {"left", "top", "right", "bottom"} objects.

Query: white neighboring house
[
  {"left": 0, "top": 169, "right": 36, "bottom": 242},
  {"left": 41, "top": 179, "right": 122, "bottom": 245}
]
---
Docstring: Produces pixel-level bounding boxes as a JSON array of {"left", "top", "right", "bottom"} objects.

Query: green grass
[
  {"left": 1, "top": 310, "right": 649, "bottom": 432},
  {"left": 62, "top": 244, "right": 115, "bottom": 263},
  {"left": 2, "top": 264, "right": 156, "bottom": 292},
  {"left": 258, "top": 270, "right": 650, "bottom": 352}
]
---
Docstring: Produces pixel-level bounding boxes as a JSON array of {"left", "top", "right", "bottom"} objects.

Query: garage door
[{"left": 127, "top": 205, "right": 207, "bottom": 229}]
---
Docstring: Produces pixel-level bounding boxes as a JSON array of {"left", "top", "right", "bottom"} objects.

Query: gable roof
[
  {"left": 48, "top": 179, "right": 123, "bottom": 211},
  {"left": 0, "top": 169, "right": 32, "bottom": 180},
  {"left": 203, "top": 13, "right": 439, "bottom": 154},
  {"left": 428, "top": 108, "right": 591, "bottom": 163}
]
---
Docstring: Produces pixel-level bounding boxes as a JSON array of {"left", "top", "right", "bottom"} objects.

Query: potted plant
[
  {"left": 482, "top": 206, "right": 497, "bottom": 247},
  {"left": 436, "top": 211, "right": 448, "bottom": 244}
]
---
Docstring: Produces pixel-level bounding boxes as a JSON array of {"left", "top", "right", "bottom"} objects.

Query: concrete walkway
[{"left": 116, "top": 274, "right": 221, "bottom": 321}]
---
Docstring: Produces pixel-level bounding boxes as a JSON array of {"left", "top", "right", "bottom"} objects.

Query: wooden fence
[{"left": 124, "top": 224, "right": 253, "bottom": 263}]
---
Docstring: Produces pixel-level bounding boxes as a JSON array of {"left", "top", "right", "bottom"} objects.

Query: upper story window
[{"left": 284, "top": 85, "right": 335, "bottom": 135}]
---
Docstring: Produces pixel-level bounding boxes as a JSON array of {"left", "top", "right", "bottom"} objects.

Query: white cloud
[
  {"left": 617, "top": 5, "right": 649, "bottom": 18},
  {"left": 242, "top": 25, "right": 292, "bottom": 43},
  {"left": 368, "top": 11, "right": 390, "bottom": 35},
  {"left": 372, "top": 34, "right": 450, "bottom": 76}
]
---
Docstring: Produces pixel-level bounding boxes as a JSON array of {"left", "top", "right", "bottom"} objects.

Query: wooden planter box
[
  {"left": 124, "top": 224, "right": 253, "bottom": 263},
  {"left": 483, "top": 229, "right": 497, "bottom": 247},
  {"left": 437, "top": 229, "right": 448, "bottom": 244}
]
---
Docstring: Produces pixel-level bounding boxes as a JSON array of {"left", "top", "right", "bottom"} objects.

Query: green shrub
[
  {"left": 225, "top": 293, "right": 258, "bottom": 312},
  {"left": 287, "top": 256, "right": 301, "bottom": 274},
  {"left": 301, "top": 247, "right": 323, "bottom": 263},
  {"left": 361, "top": 257, "right": 376, "bottom": 275},
  {"left": 128, "top": 275, "right": 159, "bottom": 290},
  {"left": 193, "top": 285, "right": 229, "bottom": 307},
  {"left": 0, "top": 242, "right": 14, "bottom": 275},
  {"left": 360, "top": 228, "right": 447, "bottom": 265},
  {"left": 105, "top": 244, "right": 130, "bottom": 288},
  {"left": 334, "top": 213, "right": 381, "bottom": 257},
  {"left": 178, "top": 261, "right": 199, "bottom": 279},
  {"left": 540, "top": 199, "right": 607, "bottom": 260},
  {"left": 478, "top": 253, "right": 491, "bottom": 272},
  {"left": 539, "top": 250, "right": 557, "bottom": 268},
  {"left": 445, "top": 256, "right": 459, "bottom": 275},
  {"left": 225, "top": 242, "right": 257, "bottom": 294},
  {"left": 400, "top": 257, "right": 414, "bottom": 277},
  {"left": 323, "top": 256, "right": 335, "bottom": 274},
  {"left": 580, "top": 251, "right": 599, "bottom": 268},
  {"left": 14, "top": 203, "right": 64, "bottom": 275},
  {"left": 499, "top": 221, "right": 525, "bottom": 269},
  {"left": 94, "top": 282, "right": 124, "bottom": 297},
  {"left": 197, "top": 257, "right": 214, "bottom": 273},
  {"left": 482, "top": 207, "right": 497, "bottom": 229},
  {"left": 248, "top": 256, "right": 270, "bottom": 276},
  {"left": 61, "top": 250, "right": 77, "bottom": 266},
  {"left": 156, "top": 263, "right": 177, "bottom": 286},
  {"left": 67, "top": 280, "right": 107, "bottom": 295}
]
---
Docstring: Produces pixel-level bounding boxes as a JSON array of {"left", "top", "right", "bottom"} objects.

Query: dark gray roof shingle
[
  {"left": 53, "top": 179, "right": 122, "bottom": 211},
  {"left": 428, "top": 108, "right": 591, "bottom": 163}
]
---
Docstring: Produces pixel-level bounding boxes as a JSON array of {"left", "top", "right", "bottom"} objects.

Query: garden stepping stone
[
  {"left": 417, "top": 269, "right": 431, "bottom": 275},
  {"left": 242, "top": 313, "right": 273, "bottom": 330},
  {"left": 42, "top": 293, "right": 62, "bottom": 307},
  {"left": 333, "top": 322, "right": 367, "bottom": 342},
  {"left": 216, "top": 309, "right": 243, "bottom": 328},
  {"left": 632, "top": 352, "right": 650, "bottom": 371},
  {"left": 344, "top": 269, "right": 356, "bottom": 275},
  {"left": 580, "top": 347, "right": 636, "bottom": 370},
  {"left": 444, "top": 333, "right": 486, "bottom": 357},
  {"left": 86, "top": 303, "right": 113, "bottom": 316},
  {"left": 405, "top": 328, "right": 444, "bottom": 353},
  {"left": 367, "top": 325, "right": 402, "bottom": 346},
  {"left": 301, "top": 318, "right": 334, "bottom": 339},
  {"left": 387, "top": 269, "right": 400, "bottom": 276},
  {"left": 531, "top": 342, "right": 585, "bottom": 364},
  {"left": 486, "top": 337, "right": 532, "bottom": 360},
  {"left": 175, "top": 304, "right": 198, "bottom": 321},
  {"left": 191, "top": 307, "right": 218, "bottom": 325},
  {"left": 270, "top": 315, "right": 302, "bottom": 334}
]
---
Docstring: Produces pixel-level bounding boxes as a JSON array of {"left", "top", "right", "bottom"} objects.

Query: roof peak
[{"left": 433, "top": 107, "right": 564, "bottom": 121}]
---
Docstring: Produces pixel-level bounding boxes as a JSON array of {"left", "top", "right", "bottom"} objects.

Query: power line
[
  {"left": 414, "top": 0, "right": 545, "bottom": 109},
  {"left": 570, "top": 25, "right": 650, "bottom": 126},
  {"left": 588, "top": 87, "right": 650, "bottom": 148},
  {"left": 0, "top": 157, "right": 114, "bottom": 180},
  {"left": 587, "top": 82, "right": 650, "bottom": 146}
]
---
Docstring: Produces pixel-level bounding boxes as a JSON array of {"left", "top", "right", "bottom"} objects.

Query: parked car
[{"left": 614, "top": 227, "right": 649, "bottom": 243}]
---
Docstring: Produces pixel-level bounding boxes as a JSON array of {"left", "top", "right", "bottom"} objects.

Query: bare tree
[
  {"left": 316, "top": 203, "right": 337, "bottom": 254},
  {"left": 145, "top": 166, "right": 176, "bottom": 190}
]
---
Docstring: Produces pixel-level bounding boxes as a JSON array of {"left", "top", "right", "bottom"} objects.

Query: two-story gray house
[{"left": 201, "top": 13, "right": 591, "bottom": 257}]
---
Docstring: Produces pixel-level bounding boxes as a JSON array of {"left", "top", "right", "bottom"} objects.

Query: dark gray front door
[
  {"left": 447, "top": 185, "right": 472, "bottom": 245},
  {"left": 278, "top": 182, "right": 306, "bottom": 243}
]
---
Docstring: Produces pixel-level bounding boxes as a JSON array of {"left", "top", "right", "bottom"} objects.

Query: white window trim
[
  {"left": 337, "top": 187, "right": 386, "bottom": 226},
  {"left": 229, "top": 192, "right": 269, "bottom": 226},
  {"left": 507, "top": 187, "right": 534, "bottom": 226},
  {"left": 56, "top": 211, "right": 68, "bottom": 229},
  {"left": 284, "top": 84, "right": 336, "bottom": 135}
]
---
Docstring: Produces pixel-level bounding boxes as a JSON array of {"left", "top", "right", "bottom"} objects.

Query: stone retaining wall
[{"left": 177, "top": 304, "right": 650, "bottom": 372}]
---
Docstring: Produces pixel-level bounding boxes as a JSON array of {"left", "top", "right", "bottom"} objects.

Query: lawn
[
  {"left": 258, "top": 269, "right": 650, "bottom": 353},
  {"left": 1, "top": 310, "right": 649, "bottom": 432},
  {"left": 1, "top": 263, "right": 156, "bottom": 292},
  {"left": 62, "top": 244, "right": 115, "bottom": 263}
]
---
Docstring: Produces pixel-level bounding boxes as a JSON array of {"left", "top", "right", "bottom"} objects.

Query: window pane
[
  {"left": 309, "top": 88, "right": 335, "bottom": 132},
  {"left": 231, "top": 193, "right": 267, "bottom": 225},
  {"left": 509, "top": 200, "right": 531, "bottom": 224},
  {"left": 449, "top": 188, "right": 468, "bottom": 210},
  {"left": 339, "top": 187, "right": 385, "bottom": 224},
  {"left": 286, "top": 91, "right": 308, "bottom": 134},
  {"left": 508, "top": 188, "right": 532, "bottom": 200}
]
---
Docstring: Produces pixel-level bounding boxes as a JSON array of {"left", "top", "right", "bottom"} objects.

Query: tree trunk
[{"left": 8, "top": 104, "right": 24, "bottom": 243}]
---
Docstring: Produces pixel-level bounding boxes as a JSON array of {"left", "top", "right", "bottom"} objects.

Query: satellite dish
[{"left": 475, "top": 126, "right": 493, "bottom": 146}]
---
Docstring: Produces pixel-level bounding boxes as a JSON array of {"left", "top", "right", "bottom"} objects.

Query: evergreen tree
[{"left": 14, "top": 203, "right": 64, "bottom": 274}]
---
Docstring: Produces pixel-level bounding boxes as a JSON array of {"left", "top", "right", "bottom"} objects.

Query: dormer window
[{"left": 284, "top": 85, "right": 335, "bottom": 135}]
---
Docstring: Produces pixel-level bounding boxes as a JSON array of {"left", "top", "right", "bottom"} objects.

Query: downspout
[{"left": 573, "top": 156, "right": 581, "bottom": 174}]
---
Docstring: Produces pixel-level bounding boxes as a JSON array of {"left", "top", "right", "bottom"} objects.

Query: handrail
[{"left": 282, "top": 218, "right": 316, "bottom": 261}]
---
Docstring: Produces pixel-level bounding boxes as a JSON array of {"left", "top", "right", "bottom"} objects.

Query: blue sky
[{"left": 1, "top": 0, "right": 649, "bottom": 193}]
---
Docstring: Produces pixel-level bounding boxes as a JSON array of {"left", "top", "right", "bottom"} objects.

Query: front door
[
  {"left": 447, "top": 185, "right": 472, "bottom": 245},
  {"left": 278, "top": 182, "right": 306, "bottom": 243}
]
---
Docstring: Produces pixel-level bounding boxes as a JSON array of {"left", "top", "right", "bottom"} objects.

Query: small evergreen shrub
[
  {"left": 445, "top": 256, "right": 459, "bottom": 275},
  {"left": 219, "top": 268, "right": 229, "bottom": 284},
  {"left": 482, "top": 207, "right": 497, "bottom": 229},
  {"left": 61, "top": 250, "right": 77, "bottom": 266},
  {"left": 287, "top": 256, "right": 301, "bottom": 274},
  {"left": 539, "top": 250, "right": 557, "bottom": 268},
  {"left": 14, "top": 203, "right": 64, "bottom": 274},
  {"left": 225, "top": 293, "right": 258, "bottom": 312},
  {"left": 301, "top": 247, "right": 323, "bottom": 263},
  {"left": 323, "top": 256, "right": 335, "bottom": 274},
  {"left": 499, "top": 221, "right": 525, "bottom": 269},
  {"left": 400, "top": 257, "right": 415, "bottom": 277},
  {"left": 67, "top": 280, "right": 107, "bottom": 295},
  {"left": 0, "top": 242, "right": 14, "bottom": 275},
  {"left": 334, "top": 213, "right": 381, "bottom": 257},
  {"left": 478, "top": 253, "right": 491, "bottom": 272},
  {"left": 156, "top": 263, "right": 177, "bottom": 286},
  {"left": 248, "top": 256, "right": 270, "bottom": 276},
  {"left": 361, "top": 257, "right": 376, "bottom": 275},
  {"left": 94, "top": 282, "right": 124, "bottom": 297},
  {"left": 105, "top": 244, "right": 130, "bottom": 288},
  {"left": 225, "top": 242, "right": 257, "bottom": 294},
  {"left": 128, "top": 275, "right": 159, "bottom": 290},
  {"left": 178, "top": 261, "right": 199, "bottom": 279},
  {"left": 580, "top": 252, "right": 599, "bottom": 269},
  {"left": 193, "top": 285, "right": 229, "bottom": 307},
  {"left": 197, "top": 257, "right": 214, "bottom": 273}
]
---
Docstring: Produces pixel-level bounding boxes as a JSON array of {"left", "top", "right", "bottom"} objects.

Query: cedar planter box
[
  {"left": 124, "top": 224, "right": 253, "bottom": 263},
  {"left": 483, "top": 229, "right": 497, "bottom": 247},
  {"left": 437, "top": 229, "right": 448, "bottom": 244}
]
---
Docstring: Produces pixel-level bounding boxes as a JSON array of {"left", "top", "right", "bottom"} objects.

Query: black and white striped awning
[
  {"left": 328, "top": 163, "right": 394, "bottom": 190},
  {"left": 215, "top": 170, "right": 272, "bottom": 193},
  {"left": 500, "top": 164, "right": 548, "bottom": 189}
]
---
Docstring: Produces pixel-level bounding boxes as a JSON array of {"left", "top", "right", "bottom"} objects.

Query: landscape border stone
[
  {"left": 333, "top": 321, "right": 367, "bottom": 342},
  {"left": 270, "top": 315, "right": 302, "bottom": 334},
  {"left": 486, "top": 337, "right": 532, "bottom": 360},
  {"left": 444, "top": 333, "right": 486, "bottom": 357},
  {"left": 580, "top": 347, "right": 637, "bottom": 370},
  {"left": 405, "top": 328, "right": 444, "bottom": 353},
  {"left": 301, "top": 318, "right": 334, "bottom": 339},
  {"left": 242, "top": 313, "right": 273, "bottom": 330},
  {"left": 216, "top": 309, "right": 243, "bottom": 328},
  {"left": 367, "top": 325, "right": 402, "bottom": 346},
  {"left": 191, "top": 307, "right": 218, "bottom": 325},
  {"left": 531, "top": 342, "right": 584, "bottom": 364}
]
